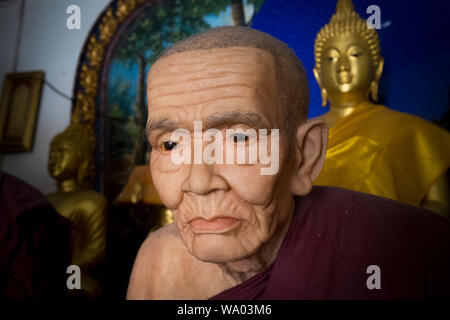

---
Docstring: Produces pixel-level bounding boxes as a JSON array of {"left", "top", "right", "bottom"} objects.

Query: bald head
[
  {"left": 155, "top": 26, "right": 309, "bottom": 140},
  {"left": 140, "top": 27, "right": 329, "bottom": 276}
]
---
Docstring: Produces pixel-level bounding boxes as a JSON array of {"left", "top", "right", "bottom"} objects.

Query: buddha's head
[
  {"left": 313, "top": 0, "right": 384, "bottom": 108},
  {"left": 48, "top": 123, "right": 94, "bottom": 186}
]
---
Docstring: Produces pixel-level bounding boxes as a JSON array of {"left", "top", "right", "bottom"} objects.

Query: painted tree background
[{"left": 105, "top": 0, "right": 264, "bottom": 200}]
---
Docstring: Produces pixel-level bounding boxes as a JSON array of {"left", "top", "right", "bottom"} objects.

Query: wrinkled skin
[
  {"left": 147, "top": 47, "right": 295, "bottom": 264},
  {"left": 127, "top": 46, "right": 328, "bottom": 299}
]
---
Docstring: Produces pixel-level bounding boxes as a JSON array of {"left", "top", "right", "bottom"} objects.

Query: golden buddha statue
[
  {"left": 312, "top": 0, "right": 450, "bottom": 218},
  {"left": 115, "top": 165, "right": 173, "bottom": 233},
  {"left": 47, "top": 123, "right": 107, "bottom": 296}
]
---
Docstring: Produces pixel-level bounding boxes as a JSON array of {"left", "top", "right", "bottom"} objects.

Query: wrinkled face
[
  {"left": 48, "top": 140, "right": 79, "bottom": 181},
  {"left": 147, "top": 47, "right": 295, "bottom": 263},
  {"left": 320, "top": 33, "right": 375, "bottom": 97}
]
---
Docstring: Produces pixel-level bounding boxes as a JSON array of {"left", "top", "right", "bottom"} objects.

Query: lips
[
  {"left": 189, "top": 217, "right": 240, "bottom": 234},
  {"left": 338, "top": 71, "right": 352, "bottom": 84}
]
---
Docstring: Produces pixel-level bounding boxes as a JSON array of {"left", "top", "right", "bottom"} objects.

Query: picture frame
[{"left": 0, "top": 71, "right": 44, "bottom": 152}]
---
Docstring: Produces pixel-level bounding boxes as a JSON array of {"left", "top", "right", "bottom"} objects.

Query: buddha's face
[
  {"left": 146, "top": 47, "right": 296, "bottom": 263},
  {"left": 48, "top": 140, "right": 79, "bottom": 181},
  {"left": 316, "top": 33, "right": 379, "bottom": 105}
]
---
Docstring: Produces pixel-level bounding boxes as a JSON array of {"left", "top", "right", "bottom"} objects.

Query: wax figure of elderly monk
[{"left": 127, "top": 27, "right": 450, "bottom": 299}]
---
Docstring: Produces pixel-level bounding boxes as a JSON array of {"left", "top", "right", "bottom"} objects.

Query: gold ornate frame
[
  {"left": 72, "top": 0, "right": 149, "bottom": 128},
  {"left": 71, "top": 0, "right": 151, "bottom": 189}
]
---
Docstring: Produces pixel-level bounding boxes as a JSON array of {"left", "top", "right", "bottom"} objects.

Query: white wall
[{"left": 0, "top": 0, "right": 110, "bottom": 194}]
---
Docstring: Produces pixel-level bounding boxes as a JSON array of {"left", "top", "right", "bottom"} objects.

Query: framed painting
[
  {"left": 0, "top": 71, "right": 44, "bottom": 152},
  {"left": 72, "top": 0, "right": 265, "bottom": 201}
]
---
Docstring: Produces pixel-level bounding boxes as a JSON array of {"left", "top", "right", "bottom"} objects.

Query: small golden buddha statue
[
  {"left": 47, "top": 123, "right": 107, "bottom": 296},
  {"left": 312, "top": 0, "right": 450, "bottom": 217}
]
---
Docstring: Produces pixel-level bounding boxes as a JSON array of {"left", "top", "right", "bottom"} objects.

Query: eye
[
  {"left": 350, "top": 52, "right": 361, "bottom": 57},
  {"left": 162, "top": 141, "right": 178, "bottom": 151},
  {"left": 232, "top": 133, "right": 249, "bottom": 143},
  {"left": 326, "top": 50, "right": 339, "bottom": 62}
]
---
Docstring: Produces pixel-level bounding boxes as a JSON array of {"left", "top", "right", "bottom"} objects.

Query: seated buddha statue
[
  {"left": 312, "top": 0, "right": 450, "bottom": 218},
  {"left": 47, "top": 123, "right": 107, "bottom": 297}
]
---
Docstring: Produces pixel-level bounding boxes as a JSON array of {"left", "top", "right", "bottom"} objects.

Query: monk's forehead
[
  {"left": 148, "top": 47, "right": 277, "bottom": 103},
  {"left": 147, "top": 46, "right": 278, "bottom": 117},
  {"left": 150, "top": 46, "right": 275, "bottom": 77}
]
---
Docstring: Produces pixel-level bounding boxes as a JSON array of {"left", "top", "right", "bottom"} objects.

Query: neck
[
  {"left": 57, "top": 178, "right": 80, "bottom": 193},
  {"left": 329, "top": 91, "right": 368, "bottom": 108},
  {"left": 328, "top": 105, "right": 357, "bottom": 118},
  {"left": 324, "top": 91, "right": 371, "bottom": 126},
  {"left": 217, "top": 198, "right": 294, "bottom": 286}
]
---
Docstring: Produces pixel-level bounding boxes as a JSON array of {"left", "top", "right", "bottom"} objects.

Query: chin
[
  {"left": 50, "top": 173, "right": 61, "bottom": 179},
  {"left": 190, "top": 233, "right": 255, "bottom": 263},
  {"left": 337, "top": 83, "right": 353, "bottom": 92}
]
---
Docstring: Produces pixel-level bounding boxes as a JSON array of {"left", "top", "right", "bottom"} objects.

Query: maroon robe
[
  {"left": 0, "top": 171, "right": 74, "bottom": 299},
  {"left": 211, "top": 186, "right": 450, "bottom": 299}
]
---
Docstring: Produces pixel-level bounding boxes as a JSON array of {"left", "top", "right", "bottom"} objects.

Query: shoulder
[
  {"left": 126, "top": 223, "right": 191, "bottom": 299},
  {"left": 376, "top": 108, "right": 450, "bottom": 170},
  {"left": 371, "top": 105, "right": 449, "bottom": 140},
  {"left": 285, "top": 187, "right": 450, "bottom": 298},
  {"left": 1, "top": 171, "right": 50, "bottom": 216},
  {"left": 76, "top": 189, "right": 106, "bottom": 203},
  {"left": 70, "top": 189, "right": 107, "bottom": 212},
  {"left": 296, "top": 186, "right": 450, "bottom": 258},
  {"left": 304, "top": 186, "right": 450, "bottom": 232}
]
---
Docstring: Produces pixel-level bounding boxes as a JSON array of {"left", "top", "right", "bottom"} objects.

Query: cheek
[
  {"left": 321, "top": 66, "right": 338, "bottom": 88},
  {"left": 215, "top": 164, "right": 279, "bottom": 206},
  {"left": 352, "top": 59, "right": 375, "bottom": 86},
  {"left": 60, "top": 156, "right": 73, "bottom": 171},
  {"left": 217, "top": 138, "right": 288, "bottom": 205},
  {"left": 150, "top": 153, "right": 186, "bottom": 209},
  {"left": 151, "top": 170, "right": 184, "bottom": 209}
]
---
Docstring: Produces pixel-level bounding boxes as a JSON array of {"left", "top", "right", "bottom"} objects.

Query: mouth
[
  {"left": 337, "top": 71, "right": 352, "bottom": 84},
  {"left": 188, "top": 216, "right": 241, "bottom": 234}
]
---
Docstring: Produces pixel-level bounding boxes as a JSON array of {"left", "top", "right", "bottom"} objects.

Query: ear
[
  {"left": 313, "top": 67, "right": 328, "bottom": 107},
  {"left": 313, "top": 66, "right": 321, "bottom": 87},
  {"left": 370, "top": 57, "right": 384, "bottom": 101},
  {"left": 290, "top": 119, "right": 328, "bottom": 196},
  {"left": 77, "top": 159, "right": 89, "bottom": 184},
  {"left": 375, "top": 57, "right": 384, "bottom": 81}
]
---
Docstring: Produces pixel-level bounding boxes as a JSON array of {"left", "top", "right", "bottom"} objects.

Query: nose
[
  {"left": 337, "top": 56, "right": 350, "bottom": 72},
  {"left": 184, "top": 162, "right": 214, "bottom": 195},
  {"left": 182, "top": 162, "right": 229, "bottom": 196}
]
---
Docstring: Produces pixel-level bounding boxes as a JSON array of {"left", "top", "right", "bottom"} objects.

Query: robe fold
[
  {"left": 210, "top": 186, "right": 450, "bottom": 299},
  {"left": 314, "top": 102, "right": 450, "bottom": 207}
]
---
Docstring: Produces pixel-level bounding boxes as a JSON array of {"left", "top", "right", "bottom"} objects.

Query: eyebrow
[
  {"left": 146, "top": 111, "right": 271, "bottom": 139},
  {"left": 205, "top": 111, "right": 270, "bottom": 129},
  {"left": 146, "top": 118, "right": 178, "bottom": 134},
  {"left": 346, "top": 45, "right": 363, "bottom": 52}
]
